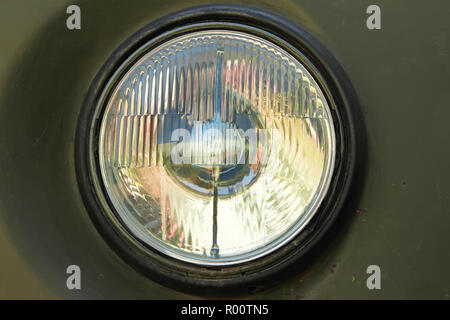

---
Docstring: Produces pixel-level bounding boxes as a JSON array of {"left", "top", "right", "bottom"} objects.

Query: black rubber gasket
[{"left": 75, "top": 4, "right": 362, "bottom": 296}]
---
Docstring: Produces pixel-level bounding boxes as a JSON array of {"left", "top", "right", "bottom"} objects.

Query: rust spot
[
  {"left": 330, "top": 264, "right": 337, "bottom": 273},
  {"left": 248, "top": 286, "right": 259, "bottom": 294},
  {"left": 356, "top": 208, "right": 367, "bottom": 214}
]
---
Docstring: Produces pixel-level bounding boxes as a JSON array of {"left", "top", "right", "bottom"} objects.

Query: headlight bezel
[{"left": 76, "top": 4, "right": 359, "bottom": 295}]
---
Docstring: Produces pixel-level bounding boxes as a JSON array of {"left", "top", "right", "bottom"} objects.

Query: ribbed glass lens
[{"left": 98, "top": 30, "right": 335, "bottom": 265}]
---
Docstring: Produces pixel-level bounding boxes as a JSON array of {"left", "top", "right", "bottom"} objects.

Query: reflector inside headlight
[{"left": 98, "top": 30, "right": 335, "bottom": 265}]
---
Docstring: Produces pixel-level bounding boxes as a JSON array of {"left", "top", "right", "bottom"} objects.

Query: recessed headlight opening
[{"left": 75, "top": 5, "right": 360, "bottom": 294}]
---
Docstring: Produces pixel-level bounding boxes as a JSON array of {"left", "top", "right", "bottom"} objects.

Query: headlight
[
  {"left": 98, "top": 29, "right": 335, "bottom": 265},
  {"left": 76, "top": 5, "right": 358, "bottom": 293}
]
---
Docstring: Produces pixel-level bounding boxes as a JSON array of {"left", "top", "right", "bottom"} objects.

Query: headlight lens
[{"left": 98, "top": 30, "right": 336, "bottom": 265}]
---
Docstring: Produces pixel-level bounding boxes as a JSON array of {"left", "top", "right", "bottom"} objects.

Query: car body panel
[{"left": 0, "top": 0, "right": 449, "bottom": 299}]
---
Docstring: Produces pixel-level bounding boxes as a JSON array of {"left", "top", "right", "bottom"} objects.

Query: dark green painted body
[{"left": 0, "top": 0, "right": 449, "bottom": 299}]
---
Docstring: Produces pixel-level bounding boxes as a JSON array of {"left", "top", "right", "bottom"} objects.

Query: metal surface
[{"left": 0, "top": 0, "right": 449, "bottom": 299}]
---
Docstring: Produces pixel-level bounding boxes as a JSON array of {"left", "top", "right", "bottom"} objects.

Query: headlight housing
[
  {"left": 76, "top": 5, "right": 358, "bottom": 294},
  {"left": 99, "top": 29, "right": 336, "bottom": 265}
]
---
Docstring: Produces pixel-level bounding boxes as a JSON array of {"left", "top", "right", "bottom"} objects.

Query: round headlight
[
  {"left": 77, "top": 5, "right": 359, "bottom": 293},
  {"left": 98, "top": 29, "right": 335, "bottom": 265}
]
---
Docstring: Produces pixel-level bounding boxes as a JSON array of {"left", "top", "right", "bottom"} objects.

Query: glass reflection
[{"left": 99, "top": 30, "right": 335, "bottom": 265}]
